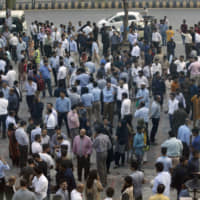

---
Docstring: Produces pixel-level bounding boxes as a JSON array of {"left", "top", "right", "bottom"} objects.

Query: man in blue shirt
[
  {"left": 103, "top": 80, "right": 115, "bottom": 124},
  {"left": 55, "top": 90, "right": 71, "bottom": 137},
  {"left": 91, "top": 82, "right": 101, "bottom": 121},
  {"left": 76, "top": 68, "right": 90, "bottom": 87},
  {"left": 191, "top": 127, "right": 200, "bottom": 152},
  {"left": 39, "top": 60, "right": 52, "bottom": 97}
]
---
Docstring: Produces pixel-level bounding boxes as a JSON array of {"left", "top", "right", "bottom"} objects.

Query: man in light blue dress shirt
[
  {"left": 136, "top": 83, "right": 149, "bottom": 107},
  {"left": 103, "top": 81, "right": 115, "bottom": 124},
  {"left": 76, "top": 68, "right": 90, "bottom": 87},
  {"left": 50, "top": 51, "right": 59, "bottom": 86}
]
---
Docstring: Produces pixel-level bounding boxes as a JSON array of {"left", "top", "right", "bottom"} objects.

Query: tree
[{"left": 123, "top": 0, "right": 128, "bottom": 42}]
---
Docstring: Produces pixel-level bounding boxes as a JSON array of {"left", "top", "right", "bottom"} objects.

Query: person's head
[
  {"left": 122, "top": 92, "right": 128, "bottom": 100},
  {"left": 42, "top": 144, "right": 50, "bottom": 153},
  {"left": 60, "top": 90, "right": 66, "bottom": 98},
  {"left": 106, "top": 80, "right": 111, "bottom": 89},
  {"left": 192, "top": 150, "right": 199, "bottom": 159},
  {"left": 94, "top": 122, "right": 104, "bottom": 135},
  {"left": 76, "top": 183, "right": 84, "bottom": 193},
  {"left": 34, "top": 166, "right": 43, "bottom": 177},
  {"left": 124, "top": 176, "right": 132, "bottom": 188},
  {"left": 155, "top": 162, "right": 164, "bottom": 173},
  {"left": 20, "top": 120, "right": 27, "bottom": 128},
  {"left": 71, "top": 105, "right": 77, "bottom": 113},
  {"left": 42, "top": 128, "right": 47, "bottom": 137},
  {"left": 157, "top": 184, "right": 165, "bottom": 194},
  {"left": 154, "top": 95, "right": 161, "bottom": 103},
  {"left": 47, "top": 108, "right": 52, "bottom": 115},
  {"left": 8, "top": 176, "right": 16, "bottom": 186},
  {"left": 35, "top": 134, "right": 41, "bottom": 143},
  {"left": 170, "top": 93, "right": 175, "bottom": 100},
  {"left": 179, "top": 156, "right": 188, "bottom": 166},
  {"left": 57, "top": 135, "right": 64, "bottom": 143},
  {"left": 86, "top": 169, "right": 98, "bottom": 189},
  {"left": 59, "top": 179, "right": 68, "bottom": 191},
  {"left": 141, "top": 82, "right": 146, "bottom": 89},
  {"left": 192, "top": 127, "right": 199, "bottom": 136},
  {"left": 20, "top": 179, "right": 28, "bottom": 188},
  {"left": 130, "top": 159, "right": 138, "bottom": 171},
  {"left": 80, "top": 128, "right": 86, "bottom": 138},
  {"left": 168, "top": 130, "right": 175, "bottom": 138},
  {"left": 161, "top": 147, "right": 167, "bottom": 156},
  {"left": 55, "top": 126, "right": 61, "bottom": 135},
  {"left": 137, "top": 126, "right": 143, "bottom": 134},
  {"left": 27, "top": 158, "right": 35, "bottom": 167},
  {"left": 106, "top": 187, "right": 115, "bottom": 198}
]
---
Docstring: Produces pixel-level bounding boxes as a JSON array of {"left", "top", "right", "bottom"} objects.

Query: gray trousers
[{"left": 96, "top": 151, "right": 107, "bottom": 187}]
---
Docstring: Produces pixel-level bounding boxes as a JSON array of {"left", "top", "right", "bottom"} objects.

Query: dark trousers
[
  {"left": 52, "top": 68, "right": 57, "bottom": 86},
  {"left": 103, "top": 102, "right": 114, "bottom": 124},
  {"left": 116, "top": 100, "right": 122, "bottom": 120},
  {"left": 0, "top": 177, "right": 5, "bottom": 200},
  {"left": 19, "top": 145, "right": 28, "bottom": 169},
  {"left": 43, "top": 79, "right": 52, "bottom": 97},
  {"left": 26, "top": 95, "right": 35, "bottom": 112},
  {"left": 115, "top": 152, "right": 125, "bottom": 166},
  {"left": 77, "top": 155, "right": 90, "bottom": 181},
  {"left": 150, "top": 118, "right": 160, "bottom": 142},
  {"left": 103, "top": 44, "right": 109, "bottom": 57},
  {"left": 58, "top": 79, "right": 66, "bottom": 89},
  {"left": 47, "top": 129, "right": 55, "bottom": 139},
  {"left": 169, "top": 114, "right": 174, "bottom": 130},
  {"left": 58, "top": 112, "right": 69, "bottom": 136},
  {"left": 0, "top": 114, "right": 7, "bottom": 138}
]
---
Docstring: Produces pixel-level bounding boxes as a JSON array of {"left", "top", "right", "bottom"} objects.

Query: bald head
[
  {"left": 77, "top": 183, "right": 84, "bottom": 193},
  {"left": 80, "top": 129, "right": 86, "bottom": 138}
]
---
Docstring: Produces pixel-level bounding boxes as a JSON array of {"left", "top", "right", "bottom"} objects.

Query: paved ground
[{"left": 1, "top": 8, "right": 198, "bottom": 199}]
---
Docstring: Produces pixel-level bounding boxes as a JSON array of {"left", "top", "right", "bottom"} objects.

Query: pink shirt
[
  {"left": 189, "top": 61, "right": 200, "bottom": 75},
  {"left": 73, "top": 135, "right": 93, "bottom": 156},
  {"left": 67, "top": 111, "right": 80, "bottom": 129}
]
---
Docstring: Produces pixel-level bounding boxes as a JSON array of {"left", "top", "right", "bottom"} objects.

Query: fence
[{"left": 0, "top": 0, "right": 200, "bottom": 9}]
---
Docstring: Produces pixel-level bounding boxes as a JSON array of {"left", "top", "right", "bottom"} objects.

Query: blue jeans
[
  {"left": 169, "top": 114, "right": 174, "bottom": 130},
  {"left": 181, "top": 35, "right": 186, "bottom": 45},
  {"left": 43, "top": 79, "right": 52, "bottom": 97}
]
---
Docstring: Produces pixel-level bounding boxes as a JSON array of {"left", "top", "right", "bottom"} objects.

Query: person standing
[
  {"left": 121, "top": 92, "right": 131, "bottom": 120},
  {"left": 0, "top": 157, "right": 10, "bottom": 200},
  {"left": 150, "top": 95, "right": 161, "bottom": 144},
  {"left": 56, "top": 91, "right": 71, "bottom": 136},
  {"left": 15, "top": 121, "right": 29, "bottom": 169},
  {"left": 12, "top": 179, "right": 36, "bottom": 200},
  {"left": 93, "top": 122, "right": 111, "bottom": 187},
  {"left": 73, "top": 129, "right": 92, "bottom": 182},
  {"left": 0, "top": 91, "right": 8, "bottom": 139}
]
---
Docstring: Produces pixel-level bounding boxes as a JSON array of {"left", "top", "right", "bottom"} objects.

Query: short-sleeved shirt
[{"left": 156, "top": 156, "right": 172, "bottom": 172}]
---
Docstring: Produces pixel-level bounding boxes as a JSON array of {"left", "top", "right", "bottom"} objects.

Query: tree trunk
[{"left": 123, "top": 0, "right": 128, "bottom": 42}]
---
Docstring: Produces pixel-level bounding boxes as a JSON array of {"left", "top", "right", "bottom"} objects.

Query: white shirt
[
  {"left": 132, "top": 66, "right": 142, "bottom": 82},
  {"left": 6, "top": 115, "right": 16, "bottom": 129},
  {"left": 71, "top": 189, "right": 83, "bottom": 200},
  {"left": 131, "top": 45, "right": 140, "bottom": 57},
  {"left": 52, "top": 31, "right": 61, "bottom": 42},
  {"left": 104, "top": 62, "right": 111, "bottom": 73},
  {"left": 31, "top": 141, "right": 42, "bottom": 154},
  {"left": 46, "top": 113, "right": 56, "bottom": 129},
  {"left": 61, "top": 39, "right": 69, "bottom": 51},
  {"left": 0, "top": 98, "right": 8, "bottom": 115},
  {"left": 57, "top": 65, "right": 67, "bottom": 80},
  {"left": 152, "top": 32, "right": 162, "bottom": 42},
  {"left": 152, "top": 171, "right": 171, "bottom": 197},
  {"left": 9, "top": 36, "right": 18, "bottom": 46},
  {"left": 6, "top": 70, "right": 17, "bottom": 87},
  {"left": 83, "top": 26, "right": 92, "bottom": 35},
  {"left": 151, "top": 63, "right": 162, "bottom": 76},
  {"left": 168, "top": 99, "right": 179, "bottom": 115},
  {"left": 0, "top": 59, "right": 6, "bottom": 73},
  {"left": 116, "top": 86, "right": 129, "bottom": 101},
  {"left": 195, "top": 32, "right": 200, "bottom": 43},
  {"left": 121, "top": 98, "right": 131, "bottom": 119},
  {"left": 39, "top": 152, "right": 55, "bottom": 168},
  {"left": 135, "top": 76, "right": 149, "bottom": 88},
  {"left": 32, "top": 174, "right": 48, "bottom": 200},
  {"left": 174, "top": 59, "right": 186, "bottom": 73}
]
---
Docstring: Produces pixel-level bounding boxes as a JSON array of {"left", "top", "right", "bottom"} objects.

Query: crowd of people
[{"left": 0, "top": 9, "right": 199, "bottom": 200}]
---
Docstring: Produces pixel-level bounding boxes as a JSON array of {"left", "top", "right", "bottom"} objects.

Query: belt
[
  {"left": 93, "top": 101, "right": 100, "bottom": 103},
  {"left": 169, "top": 156, "right": 179, "bottom": 158}
]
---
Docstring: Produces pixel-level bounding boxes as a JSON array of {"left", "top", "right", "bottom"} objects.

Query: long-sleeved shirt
[
  {"left": 103, "top": 87, "right": 114, "bottom": 103},
  {"left": 151, "top": 101, "right": 161, "bottom": 119},
  {"left": 91, "top": 87, "right": 101, "bottom": 102},
  {"left": 93, "top": 133, "right": 111, "bottom": 153},
  {"left": 56, "top": 97, "right": 71, "bottom": 113},
  {"left": 121, "top": 98, "right": 131, "bottom": 119},
  {"left": 81, "top": 93, "right": 94, "bottom": 107},
  {"left": 161, "top": 137, "right": 183, "bottom": 157},
  {"left": 177, "top": 125, "right": 191, "bottom": 146},
  {"left": 168, "top": 99, "right": 179, "bottom": 115},
  {"left": 76, "top": 73, "right": 90, "bottom": 87},
  {"left": 69, "top": 40, "right": 78, "bottom": 52},
  {"left": 73, "top": 135, "right": 92, "bottom": 156},
  {"left": 46, "top": 113, "right": 57, "bottom": 129},
  {"left": 57, "top": 66, "right": 67, "bottom": 80},
  {"left": 67, "top": 111, "right": 80, "bottom": 129},
  {"left": 136, "top": 88, "right": 149, "bottom": 107},
  {"left": 0, "top": 160, "right": 10, "bottom": 178},
  {"left": 134, "top": 107, "right": 149, "bottom": 123},
  {"left": 15, "top": 127, "right": 29, "bottom": 146},
  {"left": 133, "top": 133, "right": 144, "bottom": 156},
  {"left": 25, "top": 82, "right": 37, "bottom": 96}
]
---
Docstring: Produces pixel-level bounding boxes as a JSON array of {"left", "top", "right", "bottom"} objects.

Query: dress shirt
[
  {"left": 195, "top": 32, "right": 200, "bottom": 43},
  {"left": 69, "top": 40, "right": 78, "bottom": 52},
  {"left": 31, "top": 127, "right": 42, "bottom": 142},
  {"left": 103, "top": 86, "right": 114, "bottom": 103},
  {"left": 136, "top": 88, "right": 149, "bottom": 107},
  {"left": 0, "top": 160, "right": 10, "bottom": 178},
  {"left": 192, "top": 135, "right": 200, "bottom": 152},
  {"left": 81, "top": 93, "right": 94, "bottom": 107},
  {"left": 151, "top": 101, "right": 161, "bottom": 119},
  {"left": 51, "top": 31, "right": 61, "bottom": 42},
  {"left": 39, "top": 65, "right": 51, "bottom": 80},
  {"left": 133, "top": 133, "right": 144, "bottom": 156},
  {"left": 174, "top": 60, "right": 186, "bottom": 73},
  {"left": 177, "top": 125, "right": 191, "bottom": 146},
  {"left": 91, "top": 87, "right": 101, "bottom": 102},
  {"left": 0, "top": 97, "right": 8, "bottom": 115},
  {"left": 2, "top": 87, "right": 9, "bottom": 99},
  {"left": 85, "top": 61, "right": 96, "bottom": 74},
  {"left": 56, "top": 188, "right": 69, "bottom": 200},
  {"left": 67, "top": 111, "right": 80, "bottom": 129},
  {"left": 6, "top": 70, "right": 17, "bottom": 87},
  {"left": 71, "top": 189, "right": 83, "bottom": 200},
  {"left": 6, "top": 115, "right": 16, "bottom": 129},
  {"left": 151, "top": 63, "right": 162, "bottom": 76},
  {"left": 50, "top": 56, "right": 59, "bottom": 69},
  {"left": 168, "top": 99, "right": 179, "bottom": 115},
  {"left": 46, "top": 113, "right": 57, "bottom": 129},
  {"left": 76, "top": 73, "right": 90, "bottom": 87},
  {"left": 134, "top": 107, "right": 149, "bottom": 123},
  {"left": 61, "top": 140, "right": 71, "bottom": 153},
  {"left": 41, "top": 135, "right": 50, "bottom": 145},
  {"left": 117, "top": 86, "right": 129, "bottom": 101},
  {"left": 128, "top": 33, "right": 138, "bottom": 45},
  {"left": 15, "top": 127, "right": 29, "bottom": 146},
  {"left": 32, "top": 174, "right": 48, "bottom": 200},
  {"left": 25, "top": 82, "right": 37, "bottom": 96},
  {"left": 188, "top": 61, "right": 200, "bottom": 75},
  {"left": 0, "top": 59, "right": 6, "bottom": 72},
  {"left": 68, "top": 91, "right": 80, "bottom": 107},
  {"left": 9, "top": 36, "right": 19, "bottom": 46},
  {"left": 73, "top": 135, "right": 93, "bottom": 156},
  {"left": 161, "top": 137, "right": 183, "bottom": 157},
  {"left": 152, "top": 171, "right": 171, "bottom": 197},
  {"left": 132, "top": 67, "right": 142, "bottom": 82},
  {"left": 93, "top": 133, "right": 111, "bottom": 153},
  {"left": 61, "top": 39, "right": 69, "bottom": 51},
  {"left": 31, "top": 141, "right": 42, "bottom": 154},
  {"left": 131, "top": 45, "right": 140, "bottom": 57},
  {"left": 135, "top": 76, "right": 149, "bottom": 88},
  {"left": 39, "top": 153, "right": 54, "bottom": 168},
  {"left": 156, "top": 156, "right": 172, "bottom": 172},
  {"left": 152, "top": 32, "right": 162, "bottom": 42},
  {"left": 121, "top": 98, "right": 131, "bottom": 119},
  {"left": 12, "top": 188, "right": 36, "bottom": 200},
  {"left": 56, "top": 97, "right": 71, "bottom": 113},
  {"left": 57, "top": 66, "right": 67, "bottom": 80}
]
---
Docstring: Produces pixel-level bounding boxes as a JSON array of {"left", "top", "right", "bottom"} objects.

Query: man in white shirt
[
  {"left": 174, "top": 55, "right": 186, "bottom": 73},
  {"left": 152, "top": 29, "right": 162, "bottom": 53},
  {"left": 135, "top": 70, "right": 149, "bottom": 89},
  {"left": 32, "top": 134, "right": 43, "bottom": 154},
  {"left": 45, "top": 108, "right": 56, "bottom": 138},
  {"left": 51, "top": 27, "right": 61, "bottom": 43},
  {"left": 167, "top": 93, "right": 179, "bottom": 130},
  {"left": 121, "top": 92, "right": 131, "bottom": 120},
  {"left": 71, "top": 183, "right": 84, "bottom": 200},
  {"left": 57, "top": 61, "right": 67, "bottom": 89},
  {"left": 32, "top": 167, "right": 48, "bottom": 200},
  {"left": 131, "top": 42, "right": 140, "bottom": 61},
  {"left": 0, "top": 59, "right": 6, "bottom": 73},
  {"left": 151, "top": 58, "right": 162, "bottom": 77},
  {"left": 0, "top": 91, "right": 8, "bottom": 138},
  {"left": 5, "top": 65, "right": 17, "bottom": 87},
  {"left": 152, "top": 162, "right": 171, "bottom": 197}
]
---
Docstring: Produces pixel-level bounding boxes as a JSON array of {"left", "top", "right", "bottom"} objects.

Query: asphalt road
[{"left": 1, "top": 8, "right": 198, "bottom": 199}]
